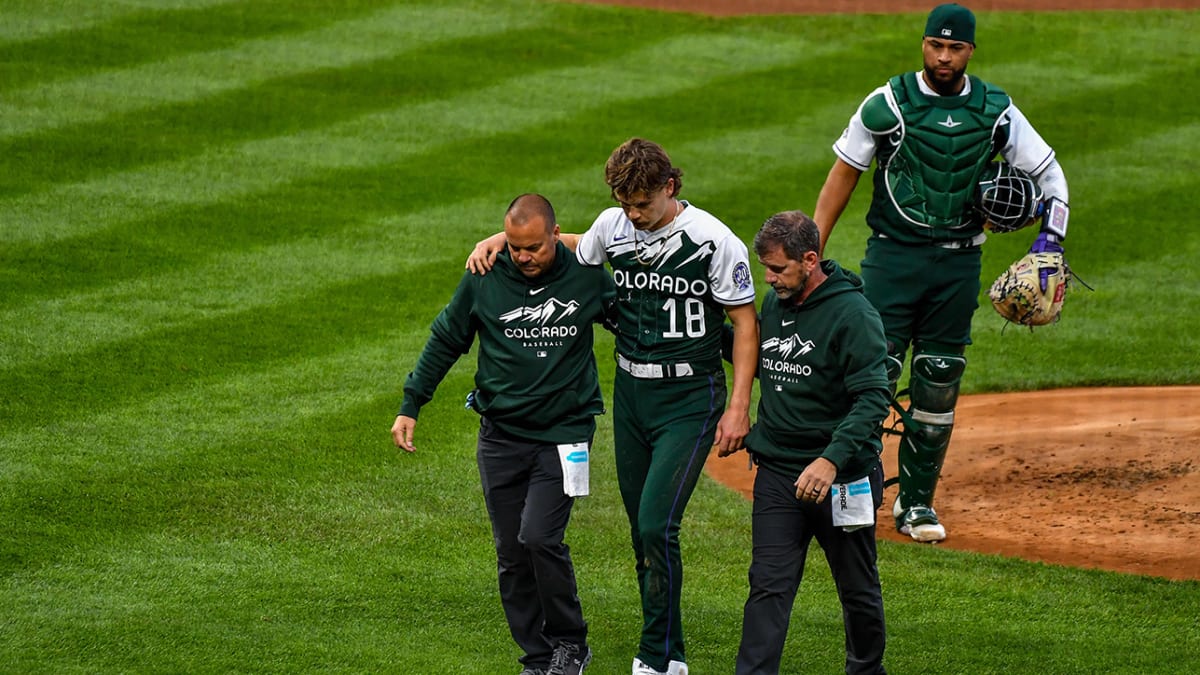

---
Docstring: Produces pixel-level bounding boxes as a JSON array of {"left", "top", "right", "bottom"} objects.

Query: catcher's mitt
[{"left": 988, "top": 251, "right": 1071, "bottom": 326}]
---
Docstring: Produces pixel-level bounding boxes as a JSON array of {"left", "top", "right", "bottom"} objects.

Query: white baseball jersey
[{"left": 577, "top": 201, "right": 754, "bottom": 366}]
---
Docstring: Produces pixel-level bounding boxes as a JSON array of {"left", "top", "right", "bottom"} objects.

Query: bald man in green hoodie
[
  {"left": 394, "top": 194, "right": 614, "bottom": 675},
  {"left": 721, "top": 210, "right": 890, "bottom": 675}
]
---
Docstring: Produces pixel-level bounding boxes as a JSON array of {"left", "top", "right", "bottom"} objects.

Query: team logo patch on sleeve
[{"left": 732, "top": 262, "right": 752, "bottom": 290}]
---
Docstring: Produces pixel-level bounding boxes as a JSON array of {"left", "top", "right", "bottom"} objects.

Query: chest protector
[{"left": 864, "top": 73, "right": 1012, "bottom": 244}]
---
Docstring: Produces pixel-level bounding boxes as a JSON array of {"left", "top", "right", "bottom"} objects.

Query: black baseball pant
[
  {"left": 735, "top": 461, "right": 886, "bottom": 675},
  {"left": 477, "top": 417, "right": 588, "bottom": 670}
]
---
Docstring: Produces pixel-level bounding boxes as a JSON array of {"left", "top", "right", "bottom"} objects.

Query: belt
[
  {"left": 875, "top": 232, "right": 986, "bottom": 249},
  {"left": 616, "top": 354, "right": 695, "bottom": 379},
  {"left": 935, "top": 233, "right": 987, "bottom": 249}
]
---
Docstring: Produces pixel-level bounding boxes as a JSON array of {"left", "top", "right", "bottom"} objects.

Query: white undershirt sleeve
[{"left": 832, "top": 86, "right": 890, "bottom": 171}]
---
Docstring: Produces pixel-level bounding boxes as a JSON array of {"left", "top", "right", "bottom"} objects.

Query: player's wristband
[{"left": 1041, "top": 197, "right": 1069, "bottom": 240}]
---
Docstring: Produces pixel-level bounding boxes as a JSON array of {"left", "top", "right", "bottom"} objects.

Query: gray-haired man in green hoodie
[
  {"left": 721, "top": 210, "right": 890, "bottom": 675},
  {"left": 393, "top": 194, "right": 615, "bottom": 675}
]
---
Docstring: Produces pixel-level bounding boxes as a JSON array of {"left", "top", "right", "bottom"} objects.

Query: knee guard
[{"left": 897, "top": 345, "right": 965, "bottom": 511}]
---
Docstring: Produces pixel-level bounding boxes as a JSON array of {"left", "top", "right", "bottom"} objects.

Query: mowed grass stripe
[
  {"left": 0, "top": 0, "right": 239, "bottom": 43},
  {"left": 0, "top": 2, "right": 550, "bottom": 140},
  {"left": 0, "top": 23, "right": 631, "bottom": 199},
  {"left": 990, "top": 61, "right": 1197, "bottom": 163},
  {"left": 0, "top": 1, "right": 393, "bottom": 94},
  {"left": 0, "top": 331, "right": 436, "bottom": 489},
  {"left": 0, "top": 264, "right": 442, "bottom": 431},
  {"left": 3, "top": 51, "right": 1193, "bottom": 370},
  {"left": 2, "top": 9, "right": 1190, "bottom": 249},
  {"left": 0, "top": 71, "right": 886, "bottom": 375},
  {"left": 0, "top": 31, "right": 826, "bottom": 246},
  {"left": 2, "top": 512, "right": 505, "bottom": 673},
  {"left": 0, "top": 387, "right": 472, "bottom": 555},
  {"left": 0, "top": 202, "right": 482, "bottom": 369}
]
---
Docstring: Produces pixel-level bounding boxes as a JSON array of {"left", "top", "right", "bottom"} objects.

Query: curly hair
[{"left": 604, "top": 138, "right": 683, "bottom": 201}]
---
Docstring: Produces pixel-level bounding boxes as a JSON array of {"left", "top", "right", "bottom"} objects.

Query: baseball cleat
[
  {"left": 900, "top": 505, "right": 946, "bottom": 542},
  {"left": 893, "top": 498, "right": 946, "bottom": 542},
  {"left": 632, "top": 657, "right": 667, "bottom": 675},
  {"left": 549, "top": 642, "right": 591, "bottom": 675}
]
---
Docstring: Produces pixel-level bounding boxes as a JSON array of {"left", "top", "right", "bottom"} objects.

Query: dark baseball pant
[
  {"left": 477, "top": 417, "right": 588, "bottom": 670},
  {"left": 613, "top": 369, "right": 726, "bottom": 671},
  {"left": 735, "top": 462, "right": 886, "bottom": 675},
  {"left": 860, "top": 235, "right": 980, "bottom": 351},
  {"left": 861, "top": 235, "right": 979, "bottom": 517}
]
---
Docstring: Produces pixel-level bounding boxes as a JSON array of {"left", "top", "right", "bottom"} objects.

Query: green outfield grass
[{"left": 2, "top": 1, "right": 1197, "bottom": 672}]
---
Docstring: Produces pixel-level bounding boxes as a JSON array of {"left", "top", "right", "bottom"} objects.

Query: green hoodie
[
  {"left": 399, "top": 242, "right": 616, "bottom": 444},
  {"left": 746, "top": 260, "right": 890, "bottom": 481}
]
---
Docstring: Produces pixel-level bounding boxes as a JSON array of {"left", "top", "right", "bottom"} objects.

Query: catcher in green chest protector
[{"left": 813, "top": 3, "right": 1075, "bottom": 543}]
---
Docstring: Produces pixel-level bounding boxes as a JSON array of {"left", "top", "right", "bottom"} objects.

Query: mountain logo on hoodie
[
  {"left": 499, "top": 298, "right": 581, "bottom": 325},
  {"left": 762, "top": 334, "right": 815, "bottom": 359}
]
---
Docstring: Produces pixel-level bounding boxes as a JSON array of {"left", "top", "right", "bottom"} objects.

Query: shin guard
[{"left": 896, "top": 346, "right": 965, "bottom": 512}]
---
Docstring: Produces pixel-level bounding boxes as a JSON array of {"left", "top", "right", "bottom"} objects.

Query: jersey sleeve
[
  {"left": 709, "top": 232, "right": 756, "bottom": 306},
  {"left": 576, "top": 208, "right": 618, "bottom": 267},
  {"left": 999, "top": 104, "right": 1056, "bottom": 178},
  {"left": 832, "top": 84, "right": 893, "bottom": 171}
]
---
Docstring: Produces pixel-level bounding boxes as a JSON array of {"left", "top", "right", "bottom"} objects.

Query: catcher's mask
[{"left": 977, "top": 162, "right": 1044, "bottom": 233}]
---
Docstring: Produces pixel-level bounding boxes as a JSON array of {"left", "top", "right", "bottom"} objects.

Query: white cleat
[
  {"left": 901, "top": 518, "right": 947, "bottom": 543},
  {"left": 632, "top": 658, "right": 666, "bottom": 675},
  {"left": 894, "top": 497, "right": 947, "bottom": 543}
]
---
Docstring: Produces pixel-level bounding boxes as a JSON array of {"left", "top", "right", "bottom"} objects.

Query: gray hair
[{"left": 753, "top": 210, "right": 820, "bottom": 261}]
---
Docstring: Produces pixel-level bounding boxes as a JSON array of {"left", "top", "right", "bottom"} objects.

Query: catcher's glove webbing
[{"left": 988, "top": 251, "right": 1071, "bottom": 327}]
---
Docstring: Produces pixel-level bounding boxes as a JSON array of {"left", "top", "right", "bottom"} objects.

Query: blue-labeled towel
[
  {"left": 557, "top": 442, "right": 590, "bottom": 497},
  {"left": 831, "top": 476, "right": 874, "bottom": 532}
]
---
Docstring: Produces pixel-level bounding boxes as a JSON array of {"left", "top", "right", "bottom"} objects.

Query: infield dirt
[{"left": 707, "top": 387, "right": 1200, "bottom": 581}]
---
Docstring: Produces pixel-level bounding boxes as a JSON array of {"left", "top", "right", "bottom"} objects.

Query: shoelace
[{"left": 550, "top": 643, "right": 580, "bottom": 671}]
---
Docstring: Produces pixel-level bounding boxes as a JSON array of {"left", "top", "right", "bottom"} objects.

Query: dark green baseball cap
[{"left": 924, "top": 3, "right": 975, "bottom": 45}]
